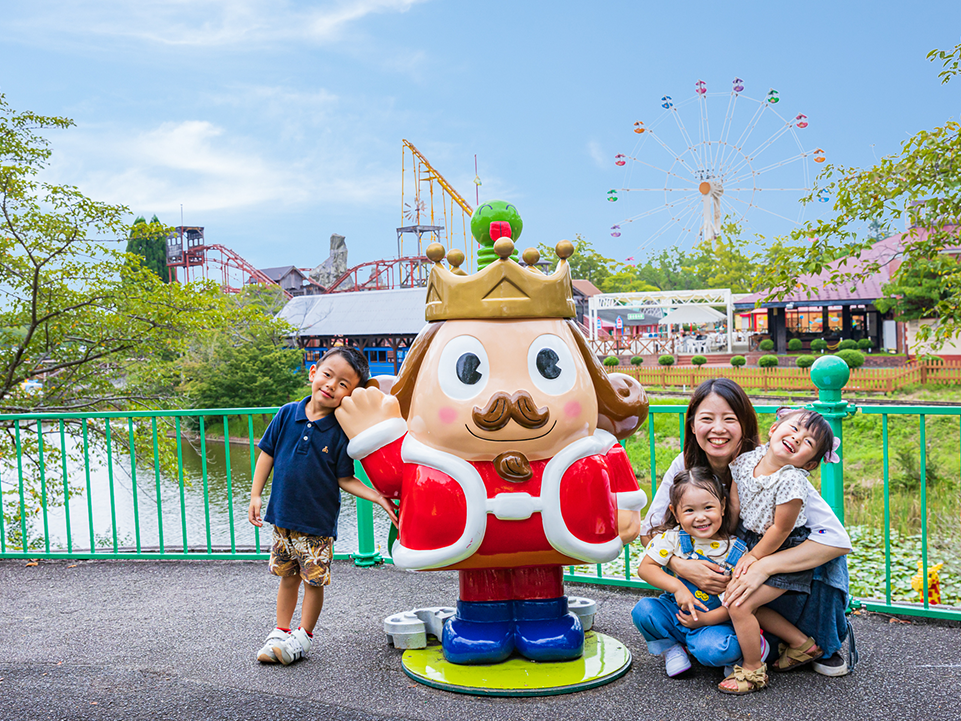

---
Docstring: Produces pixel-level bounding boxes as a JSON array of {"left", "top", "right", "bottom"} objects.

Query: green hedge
[
  {"left": 836, "top": 349, "right": 865, "bottom": 368},
  {"left": 630, "top": 355, "right": 644, "bottom": 366},
  {"left": 603, "top": 355, "right": 620, "bottom": 366},
  {"left": 691, "top": 355, "right": 707, "bottom": 367},
  {"left": 810, "top": 339, "right": 828, "bottom": 352},
  {"left": 730, "top": 355, "right": 746, "bottom": 368},
  {"left": 838, "top": 339, "right": 857, "bottom": 350},
  {"left": 857, "top": 338, "right": 873, "bottom": 351},
  {"left": 795, "top": 354, "right": 815, "bottom": 369},
  {"left": 658, "top": 354, "right": 675, "bottom": 366},
  {"left": 758, "top": 339, "right": 775, "bottom": 351},
  {"left": 758, "top": 354, "right": 779, "bottom": 368},
  {"left": 787, "top": 338, "right": 803, "bottom": 351}
]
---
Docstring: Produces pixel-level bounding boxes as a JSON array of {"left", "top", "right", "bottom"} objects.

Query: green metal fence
[{"left": 1, "top": 356, "right": 959, "bottom": 621}]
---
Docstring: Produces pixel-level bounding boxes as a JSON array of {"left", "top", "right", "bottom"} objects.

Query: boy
[{"left": 248, "top": 346, "right": 398, "bottom": 665}]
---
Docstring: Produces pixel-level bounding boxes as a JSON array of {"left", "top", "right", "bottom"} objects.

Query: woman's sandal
[
  {"left": 717, "top": 663, "right": 769, "bottom": 695},
  {"left": 773, "top": 636, "right": 823, "bottom": 671}
]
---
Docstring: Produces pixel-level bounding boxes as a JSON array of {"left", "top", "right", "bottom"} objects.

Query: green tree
[
  {"left": 633, "top": 247, "right": 700, "bottom": 291},
  {"left": 755, "top": 43, "right": 961, "bottom": 349},
  {"left": 689, "top": 223, "right": 760, "bottom": 293},
  {"left": 538, "top": 234, "right": 619, "bottom": 286},
  {"left": 126, "top": 214, "right": 173, "bottom": 282}
]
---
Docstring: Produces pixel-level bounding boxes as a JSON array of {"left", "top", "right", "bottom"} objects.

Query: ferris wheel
[{"left": 608, "top": 77, "right": 826, "bottom": 253}]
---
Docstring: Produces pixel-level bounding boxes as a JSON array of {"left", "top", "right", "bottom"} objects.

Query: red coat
[{"left": 351, "top": 423, "right": 646, "bottom": 571}]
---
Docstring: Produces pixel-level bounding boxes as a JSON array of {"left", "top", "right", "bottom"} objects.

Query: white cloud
[
  {"left": 45, "top": 118, "right": 396, "bottom": 217},
  {"left": 8, "top": 0, "right": 430, "bottom": 48},
  {"left": 587, "top": 140, "right": 607, "bottom": 169}
]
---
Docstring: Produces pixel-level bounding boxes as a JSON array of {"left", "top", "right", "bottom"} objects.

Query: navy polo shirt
[{"left": 259, "top": 397, "right": 355, "bottom": 539}]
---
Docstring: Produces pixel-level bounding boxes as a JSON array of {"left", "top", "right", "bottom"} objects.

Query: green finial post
[{"left": 806, "top": 355, "right": 855, "bottom": 524}]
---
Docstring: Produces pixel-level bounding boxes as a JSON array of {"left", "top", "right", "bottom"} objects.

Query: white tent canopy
[{"left": 658, "top": 305, "right": 726, "bottom": 326}]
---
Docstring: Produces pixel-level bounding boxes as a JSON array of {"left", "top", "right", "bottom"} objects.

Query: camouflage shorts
[{"left": 268, "top": 527, "right": 334, "bottom": 587}]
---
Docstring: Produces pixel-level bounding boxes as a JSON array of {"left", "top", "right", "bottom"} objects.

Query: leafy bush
[
  {"left": 730, "top": 355, "right": 746, "bottom": 368},
  {"left": 838, "top": 339, "right": 857, "bottom": 350},
  {"left": 857, "top": 338, "right": 873, "bottom": 351},
  {"left": 810, "top": 338, "right": 828, "bottom": 353},
  {"left": 758, "top": 339, "right": 775, "bottom": 351},
  {"left": 630, "top": 355, "right": 643, "bottom": 366},
  {"left": 787, "top": 338, "right": 803, "bottom": 351},
  {"left": 836, "top": 349, "right": 866, "bottom": 368},
  {"left": 795, "top": 355, "right": 815, "bottom": 368},
  {"left": 602, "top": 355, "right": 620, "bottom": 367},
  {"left": 920, "top": 354, "right": 944, "bottom": 365},
  {"left": 758, "top": 354, "right": 779, "bottom": 368},
  {"left": 658, "top": 355, "right": 675, "bottom": 366},
  {"left": 691, "top": 355, "right": 707, "bottom": 367}
]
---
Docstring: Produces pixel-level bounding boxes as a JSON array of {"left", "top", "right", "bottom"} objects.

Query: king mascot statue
[{"left": 336, "top": 201, "right": 649, "bottom": 664}]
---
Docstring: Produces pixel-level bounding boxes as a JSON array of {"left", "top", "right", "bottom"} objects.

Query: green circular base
[{"left": 401, "top": 631, "right": 631, "bottom": 697}]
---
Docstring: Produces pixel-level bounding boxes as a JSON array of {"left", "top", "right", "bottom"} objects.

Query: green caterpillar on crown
[{"left": 470, "top": 200, "right": 523, "bottom": 270}]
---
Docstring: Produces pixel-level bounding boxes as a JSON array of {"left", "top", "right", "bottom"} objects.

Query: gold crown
[{"left": 424, "top": 240, "right": 576, "bottom": 321}]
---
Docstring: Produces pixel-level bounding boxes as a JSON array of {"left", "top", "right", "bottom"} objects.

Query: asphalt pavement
[{"left": 2, "top": 558, "right": 960, "bottom": 721}]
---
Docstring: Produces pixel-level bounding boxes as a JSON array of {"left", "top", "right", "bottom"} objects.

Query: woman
[{"left": 636, "top": 378, "right": 852, "bottom": 676}]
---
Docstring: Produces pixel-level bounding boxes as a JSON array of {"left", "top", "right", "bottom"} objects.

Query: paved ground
[{"left": 2, "top": 558, "right": 960, "bottom": 721}]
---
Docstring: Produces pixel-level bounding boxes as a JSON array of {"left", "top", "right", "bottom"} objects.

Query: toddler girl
[
  {"left": 633, "top": 468, "right": 758, "bottom": 677},
  {"left": 718, "top": 407, "right": 839, "bottom": 695}
]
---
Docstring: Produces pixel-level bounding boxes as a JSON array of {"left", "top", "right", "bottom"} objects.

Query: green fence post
[
  {"left": 351, "top": 464, "right": 383, "bottom": 567},
  {"left": 807, "top": 356, "right": 854, "bottom": 524}
]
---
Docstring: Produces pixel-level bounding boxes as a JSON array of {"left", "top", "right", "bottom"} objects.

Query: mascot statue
[{"left": 336, "top": 201, "right": 649, "bottom": 664}]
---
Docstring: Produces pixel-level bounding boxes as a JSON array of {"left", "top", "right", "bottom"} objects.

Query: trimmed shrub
[
  {"left": 602, "top": 355, "right": 620, "bottom": 367},
  {"left": 810, "top": 338, "right": 828, "bottom": 353},
  {"left": 730, "top": 355, "right": 746, "bottom": 368},
  {"left": 630, "top": 355, "right": 644, "bottom": 366},
  {"left": 838, "top": 339, "right": 857, "bottom": 350},
  {"left": 691, "top": 355, "right": 707, "bottom": 367},
  {"left": 857, "top": 338, "right": 873, "bottom": 351},
  {"left": 758, "top": 339, "right": 775, "bottom": 351},
  {"left": 658, "top": 354, "right": 675, "bottom": 366},
  {"left": 758, "top": 354, "right": 779, "bottom": 368},
  {"left": 795, "top": 355, "right": 815, "bottom": 369},
  {"left": 787, "top": 338, "right": 803, "bottom": 352},
  {"left": 836, "top": 349, "right": 865, "bottom": 368}
]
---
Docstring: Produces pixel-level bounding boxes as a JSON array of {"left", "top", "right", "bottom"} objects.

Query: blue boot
[
  {"left": 442, "top": 600, "right": 515, "bottom": 664},
  {"left": 514, "top": 597, "right": 584, "bottom": 662}
]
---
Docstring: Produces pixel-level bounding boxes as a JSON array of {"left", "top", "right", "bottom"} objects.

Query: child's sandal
[
  {"left": 717, "top": 663, "right": 769, "bottom": 695},
  {"left": 773, "top": 636, "right": 823, "bottom": 671}
]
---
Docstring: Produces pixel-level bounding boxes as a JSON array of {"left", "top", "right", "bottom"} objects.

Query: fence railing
[
  {"left": 609, "top": 358, "right": 961, "bottom": 393},
  {"left": 2, "top": 357, "right": 959, "bottom": 620}
]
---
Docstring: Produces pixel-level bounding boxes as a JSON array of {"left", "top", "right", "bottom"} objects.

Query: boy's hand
[
  {"left": 248, "top": 497, "right": 263, "bottom": 527},
  {"left": 376, "top": 496, "right": 399, "bottom": 528},
  {"left": 335, "top": 387, "right": 404, "bottom": 439}
]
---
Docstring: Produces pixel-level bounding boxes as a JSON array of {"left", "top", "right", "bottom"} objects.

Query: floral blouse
[{"left": 730, "top": 444, "right": 808, "bottom": 535}]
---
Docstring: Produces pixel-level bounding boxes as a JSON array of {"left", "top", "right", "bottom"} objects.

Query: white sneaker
[
  {"left": 272, "top": 627, "right": 312, "bottom": 665},
  {"left": 257, "top": 628, "right": 290, "bottom": 663},
  {"left": 813, "top": 652, "right": 849, "bottom": 677},
  {"left": 664, "top": 643, "right": 691, "bottom": 677}
]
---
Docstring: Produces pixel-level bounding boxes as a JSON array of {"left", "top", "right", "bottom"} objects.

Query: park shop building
[{"left": 736, "top": 232, "right": 905, "bottom": 356}]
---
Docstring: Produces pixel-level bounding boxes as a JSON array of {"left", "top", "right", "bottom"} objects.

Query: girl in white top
[{"left": 716, "top": 407, "right": 840, "bottom": 694}]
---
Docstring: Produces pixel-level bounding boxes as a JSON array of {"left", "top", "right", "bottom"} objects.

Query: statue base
[{"left": 400, "top": 631, "right": 631, "bottom": 697}]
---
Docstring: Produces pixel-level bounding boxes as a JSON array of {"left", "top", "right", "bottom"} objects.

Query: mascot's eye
[
  {"left": 438, "top": 335, "right": 490, "bottom": 400},
  {"left": 456, "top": 353, "right": 482, "bottom": 384},
  {"left": 535, "top": 348, "right": 561, "bottom": 379},
  {"left": 527, "top": 333, "right": 578, "bottom": 396}
]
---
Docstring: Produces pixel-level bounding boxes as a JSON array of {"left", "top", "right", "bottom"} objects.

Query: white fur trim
[
  {"left": 616, "top": 489, "right": 648, "bottom": 511},
  {"left": 486, "top": 493, "right": 543, "bottom": 521},
  {"left": 389, "top": 436, "right": 487, "bottom": 570},
  {"left": 346, "top": 418, "right": 408, "bottom": 460},
  {"left": 540, "top": 429, "right": 624, "bottom": 563}
]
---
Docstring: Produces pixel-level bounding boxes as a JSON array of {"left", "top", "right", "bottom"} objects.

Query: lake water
[{"left": 4, "top": 432, "right": 394, "bottom": 557}]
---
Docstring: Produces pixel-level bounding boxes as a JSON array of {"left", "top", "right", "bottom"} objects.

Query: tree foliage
[
  {"left": 125, "top": 215, "right": 172, "bottom": 282},
  {"left": 755, "top": 43, "right": 961, "bottom": 349}
]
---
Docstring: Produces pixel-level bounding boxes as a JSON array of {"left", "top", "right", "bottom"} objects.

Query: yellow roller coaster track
[{"left": 402, "top": 139, "right": 474, "bottom": 217}]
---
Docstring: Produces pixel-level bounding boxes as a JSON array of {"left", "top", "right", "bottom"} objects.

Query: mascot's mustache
[{"left": 472, "top": 391, "right": 550, "bottom": 431}]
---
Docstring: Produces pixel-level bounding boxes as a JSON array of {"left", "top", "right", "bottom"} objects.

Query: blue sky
[{"left": 1, "top": 1, "right": 958, "bottom": 274}]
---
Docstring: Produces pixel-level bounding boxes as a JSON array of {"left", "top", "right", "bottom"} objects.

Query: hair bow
[{"left": 823, "top": 437, "right": 841, "bottom": 464}]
